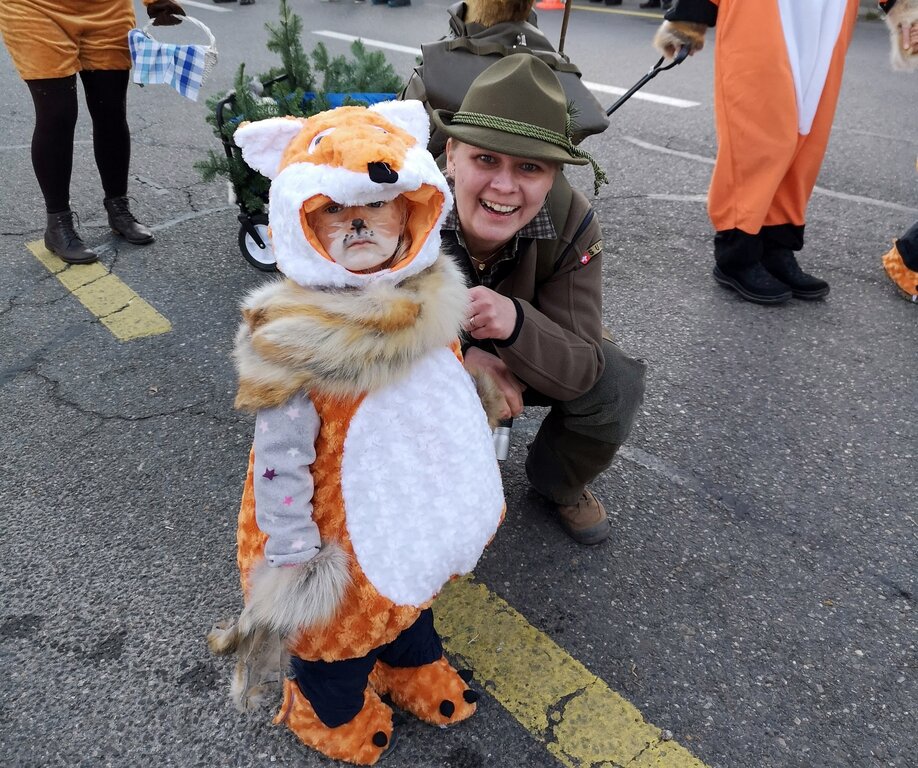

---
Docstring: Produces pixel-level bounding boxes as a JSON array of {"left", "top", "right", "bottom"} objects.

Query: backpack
[{"left": 401, "top": 1, "right": 609, "bottom": 158}]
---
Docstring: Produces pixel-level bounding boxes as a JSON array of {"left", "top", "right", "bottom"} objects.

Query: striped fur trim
[{"left": 234, "top": 254, "right": 469, "bottom": 410}]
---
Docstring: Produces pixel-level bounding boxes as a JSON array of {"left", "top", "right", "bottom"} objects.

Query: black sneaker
[
  {"left": 761, "top": 248, "right": 829, "bottom": 300},
  {"left": 713, "top": 263, "right": 792, "bottom": 305}
]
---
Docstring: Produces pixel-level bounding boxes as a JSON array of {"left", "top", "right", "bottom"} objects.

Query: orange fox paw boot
[
  {"left": 275, "top": 678, "right": 395, "bottom": 765},
  {"left": 371, "top": 657, "right": 478, "bottom": 726},
  {"left": 882, "top": 243, "right": 918, "bottom": 303}
]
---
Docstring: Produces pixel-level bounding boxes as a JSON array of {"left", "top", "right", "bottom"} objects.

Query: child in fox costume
[{"left": 208, "top": 101, "right": 505, "bottom": 765}]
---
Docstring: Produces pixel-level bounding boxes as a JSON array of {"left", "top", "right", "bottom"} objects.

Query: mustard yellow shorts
[{"left": 0, "top": 0, "right": 136, "bottom": 80}]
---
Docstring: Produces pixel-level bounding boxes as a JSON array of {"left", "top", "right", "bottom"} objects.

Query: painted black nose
[
  {"left": 368, "top": 161, "right": 398, "bottom": 184},
  {"left": 351, "top": 218, "right": 365, "bottom": 232}
]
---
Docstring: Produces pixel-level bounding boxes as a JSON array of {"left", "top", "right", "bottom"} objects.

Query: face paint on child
[{"left": 307, "top": 198, "right": 409, "bottom": 273}]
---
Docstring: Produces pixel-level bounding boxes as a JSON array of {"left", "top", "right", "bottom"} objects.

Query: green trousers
[{"left": 524, "top": 340, "right": 646, "bottom": 505}]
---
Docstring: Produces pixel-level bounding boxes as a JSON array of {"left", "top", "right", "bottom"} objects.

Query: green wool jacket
[{"left": 448, "top": 180, "right": 606, "bottom": 402}]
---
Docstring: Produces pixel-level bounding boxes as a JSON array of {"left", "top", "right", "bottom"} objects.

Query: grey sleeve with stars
[{"left": 252, "top": 391, "right": 322, "bottom": 567}]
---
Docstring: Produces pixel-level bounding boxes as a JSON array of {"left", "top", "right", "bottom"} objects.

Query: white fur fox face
[{"left": 234, "top": 101, "right": 452, "bottom": 288}]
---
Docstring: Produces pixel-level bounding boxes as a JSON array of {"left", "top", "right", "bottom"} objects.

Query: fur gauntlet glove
[
  {"left": 146, "top": 0, "right": 186, "bottom": 27},
  {"left": 653, "top": 21, "right": 708, "bottom": 60},
  {"left": 208, "top": 542, "right": 351, "bottom": 710},
  {"left": 883, "top": 0, "right": 918, "bottom": 71}
]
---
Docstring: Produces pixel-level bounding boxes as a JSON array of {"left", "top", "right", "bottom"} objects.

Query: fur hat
[
  {"left": 464, "top": 0, "right": 534, "bottom": 27},
  {"left": 233, "top": 101, "right": 452, "bottom": 289}
]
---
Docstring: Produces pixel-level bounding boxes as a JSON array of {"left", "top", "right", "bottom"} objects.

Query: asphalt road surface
[{"left": 1, "top": 2, "right": 915, "bottom": 767}]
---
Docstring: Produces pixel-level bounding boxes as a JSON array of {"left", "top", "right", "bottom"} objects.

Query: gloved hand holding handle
[{"left": 147, "top": 0, "right": 186, "bottom": 27}]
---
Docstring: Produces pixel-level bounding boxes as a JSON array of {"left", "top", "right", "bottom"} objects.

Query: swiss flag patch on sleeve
[{"left": 581, "top": 240, "right": 602, "bottom": 265}]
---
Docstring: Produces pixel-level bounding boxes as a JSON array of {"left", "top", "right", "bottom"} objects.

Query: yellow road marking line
[
  {"left": 437, "top": 579, "right": 709, "bottom": 768},
  {"left": 27, "top": 240, "right": 171, "bottom": 341}
]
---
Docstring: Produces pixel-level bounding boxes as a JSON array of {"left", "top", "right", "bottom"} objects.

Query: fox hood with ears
[{"left": 233, "top": 100, "right": 453, "bottom": 289}]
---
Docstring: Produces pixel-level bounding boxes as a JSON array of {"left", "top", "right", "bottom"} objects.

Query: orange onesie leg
[{"left": 708, "top": 0, "right": 858, "bottom": 303}]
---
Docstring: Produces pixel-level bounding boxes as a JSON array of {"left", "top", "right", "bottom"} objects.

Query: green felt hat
[{"left": 433, "top": 54, "right": 590, "bottom": 166}]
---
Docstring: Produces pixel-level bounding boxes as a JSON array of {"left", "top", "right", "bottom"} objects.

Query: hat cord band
[{"left": 451, "top": 111, "right": 608, "bottom": 194}]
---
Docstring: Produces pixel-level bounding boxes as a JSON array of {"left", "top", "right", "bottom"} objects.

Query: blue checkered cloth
[{"left": 128, "top": 29, "right": 207, "bottom": 102}]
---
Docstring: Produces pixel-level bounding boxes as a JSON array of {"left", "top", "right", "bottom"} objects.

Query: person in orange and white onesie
[
  {"left": 0, "top": 0, "right": 184, "bottom": 264},
  {"left": 206, "top": 100, "right": 505, "bottom": 765},
  {"left": 653, "top": 0, "right": 861, "bottom": 305}
]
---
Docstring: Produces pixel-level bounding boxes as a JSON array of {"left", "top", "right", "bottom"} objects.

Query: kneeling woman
[{"left": 436, "top": 54, "right": 646, "bottom": 546}]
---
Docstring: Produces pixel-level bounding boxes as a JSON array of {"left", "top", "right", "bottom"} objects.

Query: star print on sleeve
[{"left": 252, "top": 393, "right": 321, "bottom": 566}]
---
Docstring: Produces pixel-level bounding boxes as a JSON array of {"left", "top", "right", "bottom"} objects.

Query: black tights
[{"left": 26, "top": 69, "right": 131, "bottom": 214}]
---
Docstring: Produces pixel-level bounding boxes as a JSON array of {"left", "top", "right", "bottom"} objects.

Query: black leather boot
[
  {"left": 103, "top": 196, "right": 154, "bottom": 245},
  {"left": 761, "top": 248, "right": 829, "bottom": 300},
  {"left": 44, "top": 210, "right": 98, "bottom": 264},
  {"left": 713, "top": 264, "right": 793, "bottom": 304},
  {"left": 713, "top": 229, "right": 792, "bottom": 305}
]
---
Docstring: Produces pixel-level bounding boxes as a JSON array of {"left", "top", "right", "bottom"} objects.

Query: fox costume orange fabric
[
  {"left": 208, "top": 101, "right": 505, "bottom": 765},
  {"left": 0, "top": 0, "right": 162, "bottom": 80},
  {"left": 657, "top": 0, "right": 860, "bottom": 303}
]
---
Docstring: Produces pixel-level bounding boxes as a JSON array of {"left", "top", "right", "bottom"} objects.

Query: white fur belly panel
[
  {"left": 777, "top": 0, "right": 848, "bottom": 134},
  {"left": 341, "top": 347, "right": 504, "bottom": 606}
]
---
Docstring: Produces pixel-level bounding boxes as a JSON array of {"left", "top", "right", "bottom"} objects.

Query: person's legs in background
[
  {"left": 882, "top": 220, "right": 918, "bottom": 302},
  {"left": 80, "top": 69, "right": 154, "bottom": 245},
  {"left": 26, "top": 76, "right": 98, "bottom": 264}
]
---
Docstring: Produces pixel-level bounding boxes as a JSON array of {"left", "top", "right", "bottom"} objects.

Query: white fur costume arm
[{"left": 885, "top": 0, "right": 918, "bottom": 71}]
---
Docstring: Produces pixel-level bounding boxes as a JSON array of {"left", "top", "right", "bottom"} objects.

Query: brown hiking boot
[
  {"left": 44, "top": 210, "right": 98, "bottom": 264},
  {"left": 555, "top": 489, "right": 610, "bottom": 545},
  {"left": 104, "top": 196, "right": 154, "bottom": 244}
]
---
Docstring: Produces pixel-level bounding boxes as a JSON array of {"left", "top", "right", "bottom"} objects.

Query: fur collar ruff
[{"left": 235, "top": 255, "right": 468, "bottom": 411}]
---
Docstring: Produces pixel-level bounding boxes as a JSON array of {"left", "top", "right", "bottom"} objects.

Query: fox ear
[
  {"left": 234, "top": 117, "right": 307, "bottom": 180},
  {"left": 370, "top": 100, "right": 430, "bottom": 147}
]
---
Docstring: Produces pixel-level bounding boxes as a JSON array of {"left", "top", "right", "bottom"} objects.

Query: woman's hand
[
  {"left": 466, "top": 285, "right": 518, "bottom": 341},
  {"left": 147, "top": 0, "right": 186, "bottom": 26},
  {"left": 463, "top": 347, "right": 525, "bottom": 419},
  {"left": 903, "top": 23, "right": 918, "bottom": 55}
]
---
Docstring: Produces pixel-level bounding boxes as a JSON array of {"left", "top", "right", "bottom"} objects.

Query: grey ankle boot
[
  {"left": 103, "top": 196, "right": 154, "bottom": 245},
  {"left": 44, "top": 210, "right": 98, "bottom": 264}
]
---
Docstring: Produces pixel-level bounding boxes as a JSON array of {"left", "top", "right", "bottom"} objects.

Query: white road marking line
[
  {"left": 312, "top": 30, "right": 698, "bottom": 107},
  {"left": 624, "top": 136, "right": 918, "bottom": 214},
  {"left": 180, "top": 0, "right": 233, "bottom": 12},
  {"left": 313, "top": 29, "right": 423, "bottom": 56},
  {"left": 583, "top": 80, "right": 698, "bottom": 108}
]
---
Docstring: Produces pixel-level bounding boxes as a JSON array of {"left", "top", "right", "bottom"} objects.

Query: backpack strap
[{"left": 535, "top": 174, "right": 593, "bottom": 285}]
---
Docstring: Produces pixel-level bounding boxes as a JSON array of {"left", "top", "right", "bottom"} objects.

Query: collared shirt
[{"left": 442, "top": 192, "right": 557, "bottom": 289}]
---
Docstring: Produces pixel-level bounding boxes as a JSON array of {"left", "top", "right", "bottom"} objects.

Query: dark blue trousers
[
  {"left": 898, "top": 221, "right": 918, "bottom": 271},
  {"left": 290, "top": 608, "right": 443, "bottom": 728}
]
